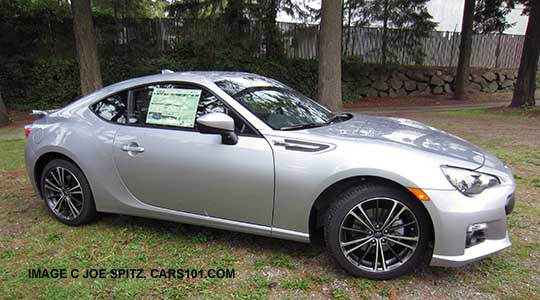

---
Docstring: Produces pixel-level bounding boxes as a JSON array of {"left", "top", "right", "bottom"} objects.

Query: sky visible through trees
[{"left": 275, "top": 0, "right": 530, "bottom": 34}]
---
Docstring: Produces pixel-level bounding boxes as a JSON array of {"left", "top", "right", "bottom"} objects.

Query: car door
[{"left": 112, "top": 82, "right": 275, "bottom": 226}]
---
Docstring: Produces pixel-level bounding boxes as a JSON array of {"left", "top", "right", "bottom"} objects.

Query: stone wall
[{"left": 344, "top": 67, "right": 518, "bottom": 98}]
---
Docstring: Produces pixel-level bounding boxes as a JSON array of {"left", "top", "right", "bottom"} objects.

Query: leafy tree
[
  {"left": 511, "top": 0, "right": 539, "bottom": 107},
  {"left": 473, "top": 0, "right": 516, "bottom": 33},
  {"left": 254, "top": 0, "right": 311, "bottom": 58},
  {"left": 166, "top": 0, "right": 310, "bottom": 59},
  {"left": 166, "top": 0, "right": 225, "bottom": 19},
  {"left": 363, "top": 0, "right": 437, "bottom": 65},
  {"left": 222, "top": 0, "right": 254, "bottom": 36},
  {"left": 343, "top": 0, "right": 368, "bottom": 55},
  {"left": 257, "top": 0, "right": 282, "bottom": 58},
  {"left": 92, "top": 0, "right": 167, "bottom": 18},
  {"left": 7, "top": 0, "right": 71, "bottom": 17},
  {"left": 2, "top": 0, "right": 165, "bottom": 18}
]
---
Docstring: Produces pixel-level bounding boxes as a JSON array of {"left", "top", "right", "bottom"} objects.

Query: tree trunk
[
  {"left": 225, "top": 0, "right": 244, "bottom": 39},
  {"left": 510, "top": 0, "right": 540, "bottom": 107},
  {"left": 263, "top": 0, "right": 281, "bottom": 59},
  {"left": 71, "top": 0, "right": 103, "bottom": 96},
  {"left": 0, "top": 90, "right": 10, "bottom": 127},
  {"left": 381, "top": 0, "right": 389, "bottom": 65},
  {"left": 344, "top": 1, "right": 353, "bottom": 56},
  {"left": 454, "top": 0, "right": 476, "bottom": 100},
  {"left": 318, "top": 0, "right": 343, "bottom": 112}
]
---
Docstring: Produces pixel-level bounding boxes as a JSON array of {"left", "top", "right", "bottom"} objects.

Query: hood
[{"left": 306, "top": 114, "right": 487, "bottom": 168}]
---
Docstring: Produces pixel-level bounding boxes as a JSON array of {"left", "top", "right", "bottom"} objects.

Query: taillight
[{"left": 25, "top": 125, "right": 32, "bottom": 137}]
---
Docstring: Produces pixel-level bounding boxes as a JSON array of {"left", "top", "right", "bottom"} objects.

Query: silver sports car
[{"left": 24, "top": 71, "right": 515, "bottom": 279}]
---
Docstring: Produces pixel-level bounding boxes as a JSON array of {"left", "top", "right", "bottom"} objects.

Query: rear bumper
[
  {"left": 422, "top": 184, "right": 514, "bottom": 267},
  {"left": 24, "top": 141, "right": 40, "bottom": 197}
]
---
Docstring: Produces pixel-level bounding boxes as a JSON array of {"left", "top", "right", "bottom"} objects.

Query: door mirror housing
[{"left": 197, "top": 112, "right": 238, "bottom": 145}]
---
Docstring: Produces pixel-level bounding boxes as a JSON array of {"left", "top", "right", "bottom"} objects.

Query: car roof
[
  {"left": 64, "top": 71, "right": 274, "bottom": 111},
  {"left": 176, "top": 71, "right": 266, "bottom": 82},
  {"left": 99, "top": 71, "right": 272, "bottom": 93},
  {"left": 108, "top": 70, "right": 250, "bottom": 84}
]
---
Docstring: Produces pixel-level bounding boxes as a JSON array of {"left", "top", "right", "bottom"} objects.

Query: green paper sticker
[{"left": 146, "top": 88, "right": 202, "bottom": 127}]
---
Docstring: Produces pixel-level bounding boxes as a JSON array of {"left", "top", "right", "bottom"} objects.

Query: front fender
[{"left": 270, "top": 139, "right": 459, "bottom": 236}]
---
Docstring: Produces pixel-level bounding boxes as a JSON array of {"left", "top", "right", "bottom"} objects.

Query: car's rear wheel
[
  {"left": 40, "top": 159, "right": 96, "bottom": 226},
  {"left": 324, "top": 183, "right": 430, "bottom": 279}
]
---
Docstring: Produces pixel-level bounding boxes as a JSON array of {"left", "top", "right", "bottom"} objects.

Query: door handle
[{"left": 121, "top": 143, "right": 145, "bottom": 153}]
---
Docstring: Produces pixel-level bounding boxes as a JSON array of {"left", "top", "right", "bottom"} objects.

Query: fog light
[
  {"left": 505, "top": 194, "right": 515, "bottom": 215},
  {"left": 467, "top": 223, "right": 488, "bottom": 233},
  {"left": 466, "top": 223, "right": 487, "bottom": 248}
]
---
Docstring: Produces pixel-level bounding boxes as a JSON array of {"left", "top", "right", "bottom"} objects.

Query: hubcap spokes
[
  {"left": 44, "top": 167, "right": 84, "bottom": 220},
  {"left": 339, "top": 197, "right": 419, "bottom": 272}
]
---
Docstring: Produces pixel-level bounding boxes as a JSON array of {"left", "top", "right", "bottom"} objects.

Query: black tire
[
  {"left": 324, "top": 183, "right": 431, "bottom": 280},
  {"left": 40, "top": 159, "right": 97, "bottom": 226}
]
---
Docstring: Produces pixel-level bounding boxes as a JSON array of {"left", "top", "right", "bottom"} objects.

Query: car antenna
[{"left": 161, "top": 69, "right": 174, "bottom": 74}]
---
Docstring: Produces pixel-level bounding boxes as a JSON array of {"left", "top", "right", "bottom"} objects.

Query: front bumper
[
  {"left": 423, "top": 183, "right": 514, "bottom": 267},
  {"left": 431, "top": 232, "right": 511, "bottom": 267}
]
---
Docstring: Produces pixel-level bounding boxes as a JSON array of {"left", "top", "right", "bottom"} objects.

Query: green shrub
[
  {"left": 245, "top": 59, "right": 318, "bottom": 98},
  {"left": 29, "top": 58, "right": 80, "bottom": 109},
  {"left": 1, "top": 43, "right": 321, "bottom": 110},
  {"left": 342, "top": 82, "right": 361, "bottom": 104}
]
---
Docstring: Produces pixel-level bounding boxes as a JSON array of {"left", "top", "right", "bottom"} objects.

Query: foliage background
[
  {"left": 0, "top": 0, "right": 437, "bottom": 110},
  {"left": 0, "top": 43, "right": 321, "bottom": 110},
  {"left": 1, "top": 0, "right": 536, "bottom": 110}
]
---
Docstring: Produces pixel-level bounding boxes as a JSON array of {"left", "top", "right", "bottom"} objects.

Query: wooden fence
[
  {"left": 11, "top": 17, "right": 528, "bottom": 69},
  {"left": 279, "top": 24, "right": 526, "bottom": 69},
  {"left": 124, "top": 19, "right": 527, "bottom": 68}
]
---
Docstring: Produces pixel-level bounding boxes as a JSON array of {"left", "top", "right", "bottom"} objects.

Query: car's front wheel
[
  {"left": 40, "top": 159, "right": 97, "bottom": 226},
  {"left": 325, "top": 183, "right": 430, "bottom": 279}
]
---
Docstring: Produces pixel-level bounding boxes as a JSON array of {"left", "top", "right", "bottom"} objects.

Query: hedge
[{"left": 0, "top": 42, "right": 320, "bottom": 110}]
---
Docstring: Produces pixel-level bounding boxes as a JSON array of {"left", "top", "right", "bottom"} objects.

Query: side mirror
[{"left": 197, "top": 112, "right": 238, "bottom": 145}]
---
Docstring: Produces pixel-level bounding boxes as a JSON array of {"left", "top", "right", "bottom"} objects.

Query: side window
[
  {"left": 127, "top": 83, "right": 257, "bottom": 135},
  {"left": 92, "top": 83, "right": 258, "bottom": 136},
  {"left": 196, "top": 97, "right": 257, "bottom": 135},
  {"left": 128, "top": 83, "right": 189, "bottom": 126},
  {"left": 90, "top": 91, "right": 128, "bottom": 124},
  {"left": 197, "top": 93, "right": 226, "bottom": 117},
  {"left": 127, "top": 83, "right": 203, "bottom": 129}
]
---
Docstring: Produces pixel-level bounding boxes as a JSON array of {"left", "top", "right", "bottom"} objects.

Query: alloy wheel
[
  {"left": 339, "top": 197, "right": 419, "bottom": 272},
  {"left": 43, "top": 166, "right": 84, "bottom": 220}
]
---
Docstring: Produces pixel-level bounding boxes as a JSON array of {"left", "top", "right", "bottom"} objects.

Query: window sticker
[{"left": 146, "top": 88, "right": 202, "bottom": 127}]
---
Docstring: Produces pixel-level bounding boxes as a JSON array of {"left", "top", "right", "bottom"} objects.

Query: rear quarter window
[{"left": 90, "top": 91, "right": 128, "bottom": 124}]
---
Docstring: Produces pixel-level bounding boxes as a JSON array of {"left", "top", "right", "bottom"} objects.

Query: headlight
[{"left": 441, "top": 166, "right": 500, "bottom": 196}]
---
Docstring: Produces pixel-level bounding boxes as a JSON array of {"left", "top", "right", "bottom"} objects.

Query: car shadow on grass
[
  {"left": 98, "top": 212, "right": 322, "bottom": 254},
  {"left": 95, "top": 211, "right": 476, "bottom": 281}
]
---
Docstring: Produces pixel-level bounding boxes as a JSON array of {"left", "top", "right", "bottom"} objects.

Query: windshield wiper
[
  {"left": 325, "top": 115, "right": 341, "bottom": 125},
  {"left": 325, "top": 113, "right": 352, "bottom": 125},
  {"left": 280, "top": 123, "right": 326, "bottom": 131},
  {"left": 280, "top": 113, "right": 352, "bottom": 131}
]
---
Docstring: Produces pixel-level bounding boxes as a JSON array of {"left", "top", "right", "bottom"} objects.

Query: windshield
[{"left": 215, "top": 78, "right": 335, "bottom": 130}]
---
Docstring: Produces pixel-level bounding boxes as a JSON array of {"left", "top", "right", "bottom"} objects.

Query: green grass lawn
[{"left": 1, "top": 109, "right": 539, "bottom": 299}]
